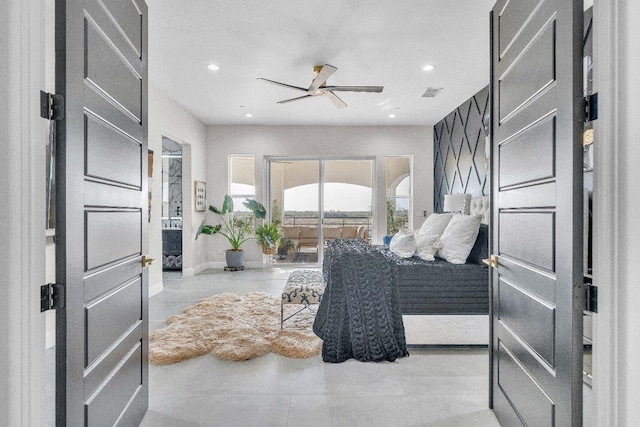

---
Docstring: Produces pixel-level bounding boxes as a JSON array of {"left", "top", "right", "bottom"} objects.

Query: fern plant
[{"left": 255, "top": 221, "right": 282, "bottom": 249}]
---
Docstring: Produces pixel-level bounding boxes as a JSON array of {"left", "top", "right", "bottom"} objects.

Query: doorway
[
  {"left": 582, "top": 5, "right": 595, "bottom": 424},
  {"left": 161, "top": 137, "right": 183, "bottom": 271},
  {"left": 268, "top": 157, "right": 373, "bottom": 265},
  {"left": 7, "top": 3, "right": 640, "bottom": 424}
]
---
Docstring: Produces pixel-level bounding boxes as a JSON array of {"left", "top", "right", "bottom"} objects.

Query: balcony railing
[{"left": 283, "top": 215, "right": 371, "bottom": 228}]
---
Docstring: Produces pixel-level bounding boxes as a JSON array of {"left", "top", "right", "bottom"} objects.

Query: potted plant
[
  {"left": 195, "top": 195, "right": 266, "bottom": 268},
  {"left": 277, "top": 237, "right": 296, "bottom": 260},
  {"left": 255, "top": 221, "right": 282, "bottom": 255}
]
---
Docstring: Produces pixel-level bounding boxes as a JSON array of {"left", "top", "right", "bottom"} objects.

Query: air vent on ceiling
[{"left": 422, "top": 87, "right": 443, "bottom": 98}]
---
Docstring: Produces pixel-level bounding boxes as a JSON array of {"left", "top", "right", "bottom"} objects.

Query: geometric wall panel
[{"left": 433, "top": 85, "right": 490, "bottom": 212}]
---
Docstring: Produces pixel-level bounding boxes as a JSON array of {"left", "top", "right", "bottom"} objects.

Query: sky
[{"left": 285, "top": 183, "right": 371, "bottom": 212}]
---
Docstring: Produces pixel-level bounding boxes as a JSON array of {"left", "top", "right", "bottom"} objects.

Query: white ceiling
[{"left": 147, "top": 0, "right": 497, "bottom": 126}]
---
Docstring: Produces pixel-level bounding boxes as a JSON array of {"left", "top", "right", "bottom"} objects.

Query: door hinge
[
  {"left": 40, "top": 90, "right": 65, "bottom": 121},
  {"left": 584, "top": 93, "right": 598, "bottom": 122},
  {"left": 583, "top": 276, "right": 598, "bottom": 313},
  {"left": 40, "top": 283, "right": 65, "bottom": 312}
]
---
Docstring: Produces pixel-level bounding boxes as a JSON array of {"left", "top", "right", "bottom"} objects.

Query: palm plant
[{"left": 195, "top": 195, "right": 266, "bottom": 250}]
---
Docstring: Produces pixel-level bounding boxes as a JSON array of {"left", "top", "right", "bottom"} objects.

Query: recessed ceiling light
[
  {"left": 422, "top": 64, "right": 435, "bottom": 71},
  {"left": 245, "top": 113, "right": 253, "bottom": 118},
  {"left": 388, "top": 114, "right": 396, "bottom": 118},
  {"left": 207, "top": 64, "right": 220, "bottom": 71}
]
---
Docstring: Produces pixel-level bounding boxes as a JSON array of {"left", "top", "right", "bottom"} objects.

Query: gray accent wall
[{"left": 433, "top": 86, "right": 490, "bottom": 212}]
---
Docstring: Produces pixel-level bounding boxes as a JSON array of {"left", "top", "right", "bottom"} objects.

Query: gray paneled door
[
  {"left": 489, "top": 0, "right": 583, "bottom": 425},
  {"left": 55, "top": 0, "right": 149, "bottom": 425}
]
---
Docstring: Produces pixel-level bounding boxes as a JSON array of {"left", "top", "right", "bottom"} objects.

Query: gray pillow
[{"left": 466, "top": 224, "right": 489, "bottom": 264}]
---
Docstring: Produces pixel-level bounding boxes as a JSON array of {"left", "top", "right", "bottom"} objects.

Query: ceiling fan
[{"left": 257, "top": 64, "right": 383, "bottom": 109}]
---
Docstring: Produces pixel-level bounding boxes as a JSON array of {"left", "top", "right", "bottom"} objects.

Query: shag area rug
[{"left": 149, "top": 292, "right": 321, "bottom": 364}]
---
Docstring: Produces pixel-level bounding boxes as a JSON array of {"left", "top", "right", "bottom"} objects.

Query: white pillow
[
  {"left": 417, "top": 213, "right": 453, "bottom": 238},
  {"left": 389, "top": 229, "right": 416, "bottom": 258},
  {"left": 437, "top": 214, "right": 483, "bottom": 264},
  {"left": 415, "top": 233, "right": 441, "bottom": 261}
]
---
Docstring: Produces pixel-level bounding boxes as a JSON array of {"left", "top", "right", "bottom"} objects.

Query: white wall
[
  {"left": 44, "top": 0, "right": 56, "bottom": 347},
  {"left": 148, "top": 84, "right": 208, "bottom": 285},
  {"left": 204, "top": 125, "right": 433, "bottom": 265},
  {"left": 593, "top": 0, "right": 640, "bottom": 424},
  {"left": 1, "top": 0, "right": 47, "bottom": 425}
]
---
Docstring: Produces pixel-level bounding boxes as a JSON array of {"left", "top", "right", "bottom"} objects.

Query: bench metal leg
[{"left": 281, "top": 304, "right": 317, "bottom": 329}]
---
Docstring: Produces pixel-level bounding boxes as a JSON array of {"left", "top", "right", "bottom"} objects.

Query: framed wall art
[{"left": 195, "top": 180, "right": 206, "bottom": 211}]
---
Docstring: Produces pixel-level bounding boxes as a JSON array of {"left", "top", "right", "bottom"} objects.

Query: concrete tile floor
[{"left": 141, "top": 268, "right": 500, "bottom": 427}]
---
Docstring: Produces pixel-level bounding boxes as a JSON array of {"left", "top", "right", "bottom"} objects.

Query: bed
[
  {"left": 386, "top": 195, "right": 490, "bottom": 315},
  {"left": 380, "top": 240, "right": 489, "bottom": 315},
  {"left": 334, "top": 195, "right": 490, "bottom": 316},
  {"left": 313, "top": 196, "right": 490, "bottom": 361}
]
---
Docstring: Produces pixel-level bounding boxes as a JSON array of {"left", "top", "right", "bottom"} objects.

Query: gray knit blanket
[{"left": 312, "top": 239, "right": 408, "bottom": 363}]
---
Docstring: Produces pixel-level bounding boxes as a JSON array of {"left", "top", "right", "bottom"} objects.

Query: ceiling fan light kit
[{"left": 258, "top": 64, "right": 383, "bottom": 109}]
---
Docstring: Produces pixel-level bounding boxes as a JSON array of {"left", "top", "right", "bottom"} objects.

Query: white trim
[
  {"left": 0, "top": 0, "right": 47, "bottom": 425},
  {"left": 149, "top": 281, "right": 164, "bottom": 298},
  {"left": 46, "top": 329, "right": 56, "bottom": 349},
  {"left": 180, "top": 142, "right": 193, "bottom": 275},
  {"left": 593, "top": 0, "right": 640, "bottom": 424},
  {"left": 182, "top": 262, "right": 218, "bottom": 276}
]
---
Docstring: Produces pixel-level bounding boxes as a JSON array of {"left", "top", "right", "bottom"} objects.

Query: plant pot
[
  {"left": 277, "top": 246, "right": 290, "bottom": 260},
  {"left": 262, "top": 244, "right": 277, "bottom": 255},
  {"left": 225, "top": 249, "right": 244, "bottom": 268}
]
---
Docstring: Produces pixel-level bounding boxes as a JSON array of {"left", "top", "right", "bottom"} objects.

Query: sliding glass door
[
  {"left": 270, "top": 160, "right": 320, "bottom": 264},
  {"left": 323, "top": 159, "right": 372, "bottom": 243},
  {"left": 269, "top": 158, "right": 373, "bottom": 265}
]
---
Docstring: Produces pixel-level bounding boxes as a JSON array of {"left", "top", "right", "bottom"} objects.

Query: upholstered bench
[{"left": 281, "top": 270, "right": 325, "bottom": 329}]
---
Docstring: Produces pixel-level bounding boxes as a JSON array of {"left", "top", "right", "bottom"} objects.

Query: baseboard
[
  {"left": 183, "top": 262, "right": 220, "bottom": 276},
  {"left": 46, "top": 329, "right": 55, "bottom": 349},
  {"left": 149, "top": 281, "right": 163, "bottom": 298},
  {"left": 406, "top": 344, "right": 488, "bottom": 350},
  {"left": 183, "top": 261, "right": 276, "bottom": 275}
]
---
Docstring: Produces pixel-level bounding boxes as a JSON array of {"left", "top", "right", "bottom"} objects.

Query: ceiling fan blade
[
  {"left": 322, "top": 85, "right": 384, "bottom": 93},
  {"left": 257, "top": 78, "right": 308, "bottom": 92},
  {"left": 277, "top": 94, "right": 315, "bottom": 104},
  {"left": 325, "top": 91, "right": 347, "bottom": 109},
  {"left": 308, "top": 64, "right": 338, "bottom": 91}
]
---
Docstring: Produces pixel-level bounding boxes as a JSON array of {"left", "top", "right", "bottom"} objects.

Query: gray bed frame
[{"left": 380, "top": 250, "right": 489, "bottom": 315}]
